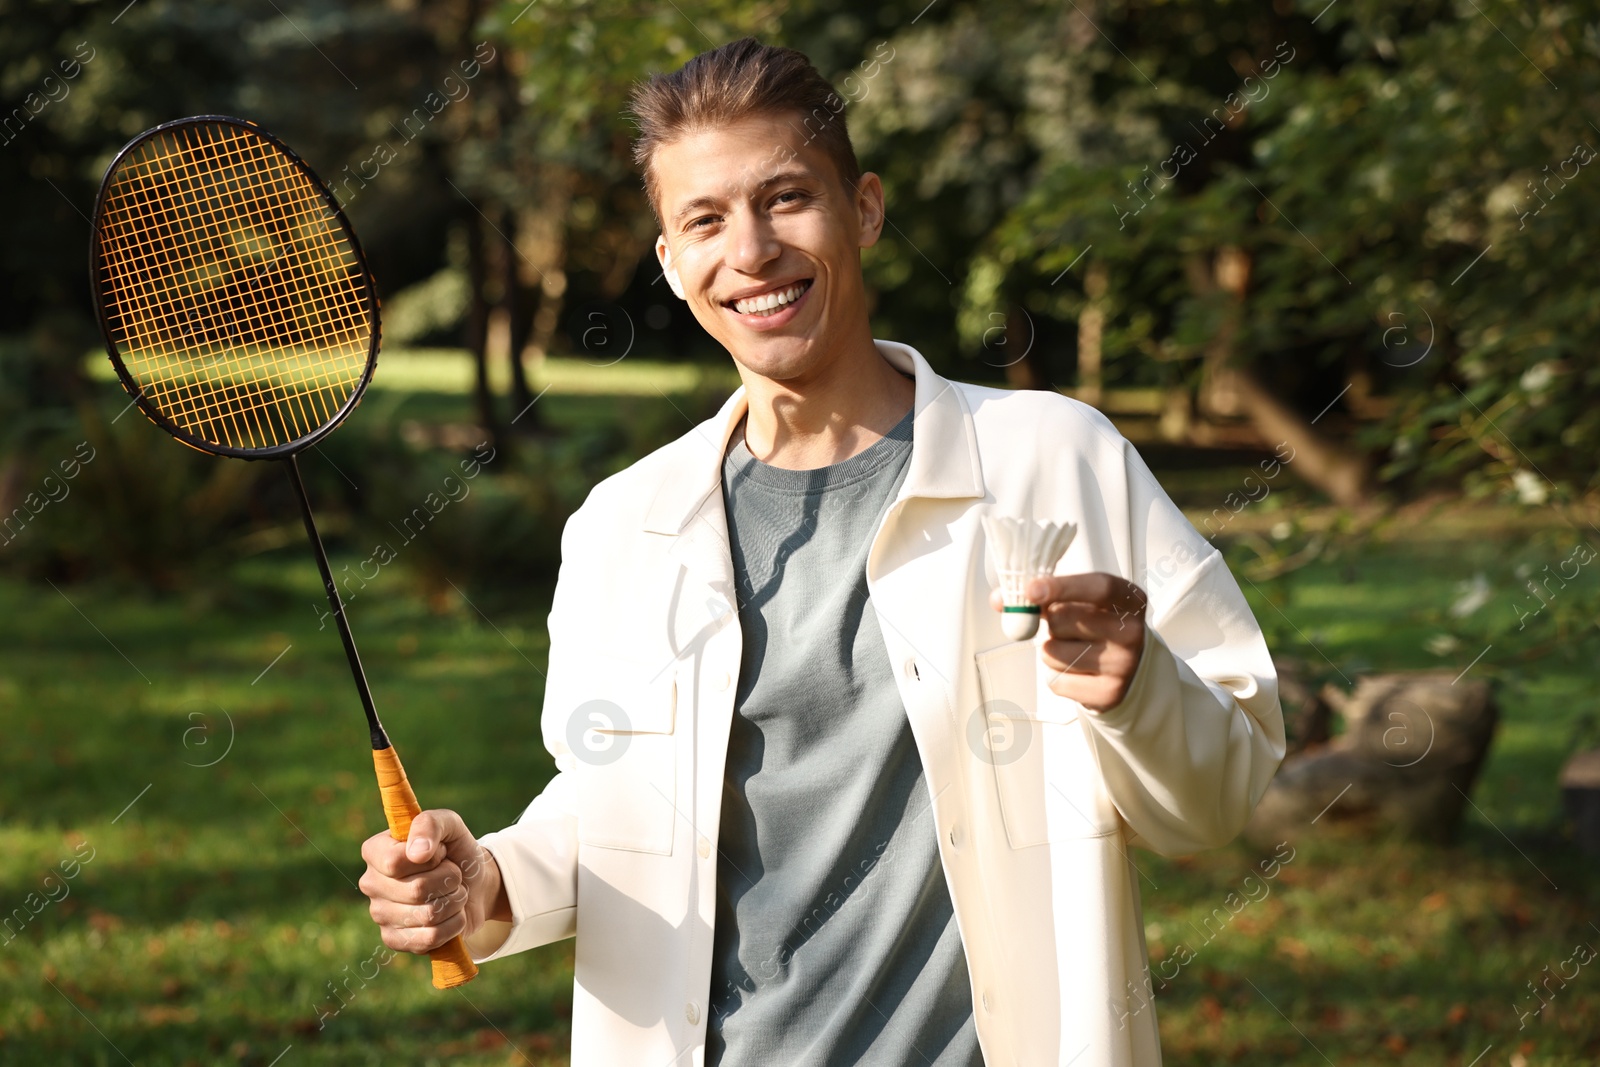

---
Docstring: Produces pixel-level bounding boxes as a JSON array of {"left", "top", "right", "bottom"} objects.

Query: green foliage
[
  {"left": 950, "top": 0, "right": 1600, "bottom": 495},
  {"left": 382, "top": 266, "right": 471, "bottom": 347},
  {"left": 0, "top": 402, "right": 269, "bottom": 589},
  {"left": 6, "top": 0, "right": 1600, "bottom": 508},
  {"left": 1, "top": 343, "right": 742, "bottom": 615}
]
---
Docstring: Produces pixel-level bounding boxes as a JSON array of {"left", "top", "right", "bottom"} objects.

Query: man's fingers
[
  {"left": 364, "top": 855, "right": 470, "bottom": 956},
  {"left": 1026, "top": 573, "right": 1147, "bottom": 615},
  {"left": 362, "top": 810, "right": 475, "bottom": 875},
  {"left": 1045, "top": 669, "right": 1132, "bottom": 713},
  {"left": 1041, "top": 636, "right": 1144, "bottom": 710},
  {"left": 361, "top": 829, "right": 426, "bottom": 879},
  {"left": 1043, "top": 601, "right": 1145, "bottom": 643},
  {"left": 1041, "top": 637, "right": 1141, "bottom": 678},
  {"left": 367, "top": 877, "right": 467, "bottom": 929},
  {"left": 376, "top": 907, "right": 469, "bottom": 955},
  {"left": 405, "top": 809, "right": 470, "bottom": 866},
  {"left": 361, "top": 828, "right": 448, "bottom": 880},
  {"left": 1040, "top": 638, "right": 1100, "bottom": 675},
  {"left": 359, "top": 859, "right": 464, "bottom": 907}
]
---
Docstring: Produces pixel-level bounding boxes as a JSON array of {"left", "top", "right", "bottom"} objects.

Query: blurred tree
[
  {"left": 933, "top": 0, "right": 1600, "bottom": 502},
  {"left": 5, "top": 0, "right": 1598, "bottom": 515},
  {"left": 1250, "top": 0, "right": 1600, "bottom": 504}
]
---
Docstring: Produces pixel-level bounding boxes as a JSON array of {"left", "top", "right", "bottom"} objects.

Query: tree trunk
[
  {"left": 1002, "top": 304, "right": 1042, "bottom": 389},
  {"left": 1190, "top": 247, "right": 1369, "bottom": 506},
  {"left": 520, "top": 169, "right": 575, "bottom": 367},
  {"left": 500, "top": 206, "right": 540, "bottom": 430},
  {"left": 1215, "top": 367, "right": 1369, "bottom": 506},
  {"left": 1076, "top": 261, "right": 1107, "bottom": 408},
  {"left": 465, "top": 213, "right": 504, "bottom": 455}
]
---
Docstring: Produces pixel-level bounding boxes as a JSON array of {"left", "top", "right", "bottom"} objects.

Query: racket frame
[{"left": 88, "top": 114, "right": 381, "bottom": 461}]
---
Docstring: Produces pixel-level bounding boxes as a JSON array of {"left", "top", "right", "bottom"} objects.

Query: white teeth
[{"left": 733, "top": 281, "right": 808, "bottom": 316}]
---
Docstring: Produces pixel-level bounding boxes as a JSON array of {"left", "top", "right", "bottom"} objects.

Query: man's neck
[{"left": 735, "top": 340, "right": 916, "bottom": 471}]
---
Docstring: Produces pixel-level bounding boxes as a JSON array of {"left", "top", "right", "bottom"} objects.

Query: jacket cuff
[{"left": 464, "top": 830, "right": 577, "bottom": 964}]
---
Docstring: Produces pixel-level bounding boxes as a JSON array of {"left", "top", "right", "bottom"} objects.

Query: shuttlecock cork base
[{"left": 981, "top": 514, "right": 1079, "bottom": 641}]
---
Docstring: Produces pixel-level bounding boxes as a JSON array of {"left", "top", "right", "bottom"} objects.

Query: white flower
[
  {"left": 1425, "top": 634, "right": 1461, "bottom": 656},
  {"left": 1449, "top": 573, "right": 1491, "bottom": 618},
  {"left": 1271, "top": 520, "right": 1293, "bottom": 541},
  {"left": 1520, "top": 362, "right": 1556, "bottom": 394},
  {"left": 1512, "top": 469, "right": 1549, "bottom": 505}
]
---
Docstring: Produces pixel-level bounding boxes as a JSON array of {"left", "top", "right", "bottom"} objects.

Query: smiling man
[{"left": 358, "top": 38, "right": 1285, "bottom": 1067}]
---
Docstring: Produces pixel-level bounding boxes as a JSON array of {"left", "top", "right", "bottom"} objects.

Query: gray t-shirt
[{"left": 707, "top": 405, "right": 984, "bottom": 1067}]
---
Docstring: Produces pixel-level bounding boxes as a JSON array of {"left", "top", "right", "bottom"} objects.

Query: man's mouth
[{"left": 725, "top": 279, "right": 813, "bottom": 317}]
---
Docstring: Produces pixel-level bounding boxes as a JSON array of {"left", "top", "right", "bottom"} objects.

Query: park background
[{"left": 2, "top": 0, "right": 1599, "bottom": 1063}]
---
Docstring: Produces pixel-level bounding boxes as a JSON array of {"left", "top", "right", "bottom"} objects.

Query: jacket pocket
[
  {"left": 574, "top": 669, "right": 678, "bottom": 855},
  {"left": 974, "top": 640, "right": 1120, "bottom": 847}
]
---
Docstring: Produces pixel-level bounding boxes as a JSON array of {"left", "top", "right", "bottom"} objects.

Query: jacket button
[
  {"left": 697, "top": 836, "right": 712, "bottom": 859},
  {"left": 948, "top": 825, "right": 961, "bottom": 849},
  {"left": 715, "top": 671, "right": 731, "bottom": 691},
  {"left": 902, "top": 656, "right": 920, "bottom": 681},
  {"left": 981, "top": 990, "right": 992, "bottom": 1013},
  {"left": 685, "top": 1001, "right": 700, "bottom": 1025}
]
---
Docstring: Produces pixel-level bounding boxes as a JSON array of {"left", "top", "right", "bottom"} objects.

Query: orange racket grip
[{"left": 372, "top": 745, "right": 480, "bottom": 990}]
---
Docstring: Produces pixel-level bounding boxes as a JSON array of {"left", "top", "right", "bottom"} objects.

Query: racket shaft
[
  {"left": 285, "top": 457, "right": 386, "bottom": 746},
  {"left": 373, "top": 745, "right": 480, "bottom": 989}
]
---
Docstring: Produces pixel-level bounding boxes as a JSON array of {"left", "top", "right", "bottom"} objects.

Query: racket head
[{"left": 90, "top": 115, "right": 380, "bottom": 459}]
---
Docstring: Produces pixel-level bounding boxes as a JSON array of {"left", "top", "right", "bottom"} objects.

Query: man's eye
[
  {"left": 689, "top": 215, "right": 719, "bottom": 230},
  {"left": 774, "top": 191, "right": 805, "bottom": 205}
]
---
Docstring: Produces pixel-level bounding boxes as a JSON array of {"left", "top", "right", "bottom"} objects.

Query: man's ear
[
  {"left": 854, "top": 171, "right": 886, "bottom": 249},
  {"left": 655, "top": 235, "right": 687, "bottom": 301}
]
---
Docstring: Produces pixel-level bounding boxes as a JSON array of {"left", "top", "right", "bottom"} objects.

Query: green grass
[
  {"left": 4, "top": 397, "right": 1598, "bottom": 1064},
  {"left": 0, "top": 557, "right": 574, "bottom": 1065}
]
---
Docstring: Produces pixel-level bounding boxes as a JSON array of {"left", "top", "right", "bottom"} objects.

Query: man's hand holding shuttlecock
[
  {"left": 981, "top": 514, "right": 1149, "bottom": 713},
  {"left": 988, "top": 572, "right": 1148, "bottom": 712}
]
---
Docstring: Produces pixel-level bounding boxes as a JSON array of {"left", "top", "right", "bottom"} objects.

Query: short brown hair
[{"left": 628, "top": 37, "right": 862, "bottom": 220}]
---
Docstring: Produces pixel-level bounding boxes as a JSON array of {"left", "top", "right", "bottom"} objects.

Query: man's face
[{"left": 652, "top": 113, "right": 884, "bottom": 386}]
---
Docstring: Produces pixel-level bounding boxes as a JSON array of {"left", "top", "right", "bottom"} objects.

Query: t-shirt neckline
[{"left": 724, "top": 406, "right": 914, "bottom": 493}]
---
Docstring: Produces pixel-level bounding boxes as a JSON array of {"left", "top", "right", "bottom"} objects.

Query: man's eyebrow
[
  {"left": 669, "top": 168, "right": 825, "bottom": 228},
  {"left": 750, "top": 168, "right": 821, "bottom": 193},
  {"left": 671, "top": 195, "right": 723, "bottom": 228}
]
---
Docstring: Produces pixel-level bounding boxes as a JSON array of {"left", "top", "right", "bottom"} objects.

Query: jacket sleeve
[
  {"left": 1072, "top": 431, "right": 1286, "bottom": 857},
  {"left": 462, "top": 503, "right": 593, "bottom": 962}
]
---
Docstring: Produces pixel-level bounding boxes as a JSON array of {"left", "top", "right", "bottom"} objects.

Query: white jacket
[{"left": 466, "top": 339, "right": 1285, "bottom": 1066}]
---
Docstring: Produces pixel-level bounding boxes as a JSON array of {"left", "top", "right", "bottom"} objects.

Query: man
[{"left": 359, "top": 38, "right": 1285, "bottom": 1066}]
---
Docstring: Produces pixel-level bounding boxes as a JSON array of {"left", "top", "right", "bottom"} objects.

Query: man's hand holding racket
[{"left": 359, "top": 810, "right": 511, "bottom": 955}]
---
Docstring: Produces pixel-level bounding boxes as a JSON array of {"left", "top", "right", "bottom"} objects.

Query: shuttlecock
[{"left": 981, "top": 514, "right": 1078, "bottom": 641}]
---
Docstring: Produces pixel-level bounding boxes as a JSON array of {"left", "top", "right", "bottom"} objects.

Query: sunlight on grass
[{"left": 85, "top": 347, "right": 742, "bottom": 398}]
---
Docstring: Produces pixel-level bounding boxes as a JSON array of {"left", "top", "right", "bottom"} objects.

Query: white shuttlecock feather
[{"left": 981, "top": 514, "right": 1078, "bottom": 641}]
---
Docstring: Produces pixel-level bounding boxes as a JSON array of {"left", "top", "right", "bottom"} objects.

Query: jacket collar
[{"left": 641, "top": 339, "right": 986, "bottom": 535}]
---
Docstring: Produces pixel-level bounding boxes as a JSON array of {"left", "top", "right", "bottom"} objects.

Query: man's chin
[{"left": 723, "top": 333, "right": 823, "bottom": 381}]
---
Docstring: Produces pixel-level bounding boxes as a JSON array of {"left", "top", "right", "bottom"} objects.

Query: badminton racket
[{"left": 89, "top": 114, "right": 477, "bottom": 989}]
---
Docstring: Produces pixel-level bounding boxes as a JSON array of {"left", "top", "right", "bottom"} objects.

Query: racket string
[
  {"left": 108, "top": 127, "right": 364, "bottom": 446},
  {"left": 97, "top": 119, "right": 374, "bottom": 452},
  {"left": 104, "top": 125, "right": 369, "bottom": 372}
]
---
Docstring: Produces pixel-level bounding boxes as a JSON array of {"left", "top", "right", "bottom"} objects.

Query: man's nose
[{"left": 723, "top": 207, "right": 781, "bottom": 274}]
